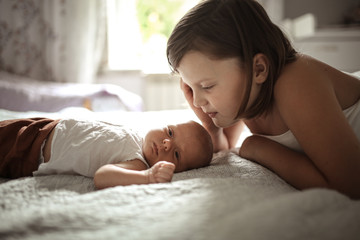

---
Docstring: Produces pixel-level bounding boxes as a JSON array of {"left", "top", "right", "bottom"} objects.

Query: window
[{"left": 106, "top": 0, "right": 196, "bottom": 73}]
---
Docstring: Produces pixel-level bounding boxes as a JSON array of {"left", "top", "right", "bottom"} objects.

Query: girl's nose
[
  {"left": 193, "top": 91, "right": 207, "bottom": 108},
  {"left": 162, "top": 139, "right": 172, "bottom": 151}
]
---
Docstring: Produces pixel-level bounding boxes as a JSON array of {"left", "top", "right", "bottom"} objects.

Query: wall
[{"left": 283, "top": 0, "right": 359, "bottom": 27}]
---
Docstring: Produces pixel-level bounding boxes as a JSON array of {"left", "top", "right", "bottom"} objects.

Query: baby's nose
[{"left": 162, "top": 139, "right": 172, "bottom": 151}]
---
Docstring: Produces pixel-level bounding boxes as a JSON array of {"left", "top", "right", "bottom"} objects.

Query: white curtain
[{"left": 0, "top": 0, "right": 106, "bottom": 83}]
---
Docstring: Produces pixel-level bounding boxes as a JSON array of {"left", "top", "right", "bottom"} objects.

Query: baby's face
[{"left": 142, "top": 122, "right": 204, "bottom": 172}]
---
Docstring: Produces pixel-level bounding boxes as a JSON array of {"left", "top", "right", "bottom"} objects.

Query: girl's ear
[{"left": 252, "top": 53, "right": 269, "bottom": 84}]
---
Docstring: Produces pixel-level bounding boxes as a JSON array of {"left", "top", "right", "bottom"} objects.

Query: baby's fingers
[
  {"left": 155, "top": 175, "right": 172, "bottom": 183},
  {"left": 155, "top": 163, "right": 175, "bottom": 182},
  {"left": 155, "top": 169, "right": 173, "bottom": 181},
  {"left": 158, "top": 161, "right": 176, "bottom": 171}
]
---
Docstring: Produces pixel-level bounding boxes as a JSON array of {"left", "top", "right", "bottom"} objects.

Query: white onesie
[
  {"left": 261, "top": 98, "right": 360, "bottom": 152},
  {"left": 33, "top": 119, "right": 149, "bottom": 177}
]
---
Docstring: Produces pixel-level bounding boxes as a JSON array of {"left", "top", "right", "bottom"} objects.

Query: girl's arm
[
  {"left": 94, "top": 159, "right": 175, "bottom": 189},
  {"left": 180, "top": 79, "right": 243, "bottom": 151},
  {"left": 224, "top": 121, "right": 245, "bottom": 149},
  {"left": 239, "top": 135, "right": 329, "bottom": 189},
  {"left": 208, "top": 121, "right": 245, "bottom": 151}
]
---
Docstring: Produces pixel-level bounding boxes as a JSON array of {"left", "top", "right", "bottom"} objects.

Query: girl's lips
[{"left": 207, "top": 112, "right": 217, "bottom": 118}]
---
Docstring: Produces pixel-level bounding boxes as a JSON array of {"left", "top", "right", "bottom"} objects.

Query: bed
[
  {"left": 0, "top": 71, "right": 143, "bottom": 112},
  {"left": 1, "top": 72, "right": 360, "bottom": 240}
]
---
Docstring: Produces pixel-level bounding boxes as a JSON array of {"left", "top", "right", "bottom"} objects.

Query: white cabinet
[{"left": 294, "top": 28, "right": 360, "bottom": 72}]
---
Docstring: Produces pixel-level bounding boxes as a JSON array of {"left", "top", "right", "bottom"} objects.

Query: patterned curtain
[{"left": 0, "top": 0, "right": 106, "bottom": 83}]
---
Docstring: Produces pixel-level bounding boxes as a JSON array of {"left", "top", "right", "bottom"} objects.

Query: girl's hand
[
  {"left": 147, "top": 161, "right": 175, "bottom": 184},
  {"left": 180, "top": 79, "right": 217, "bottom": 132}
]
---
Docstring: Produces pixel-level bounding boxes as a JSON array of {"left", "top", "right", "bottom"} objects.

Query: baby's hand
[{"left": 147, "top": 161, "right": 175, "bottom": 184}]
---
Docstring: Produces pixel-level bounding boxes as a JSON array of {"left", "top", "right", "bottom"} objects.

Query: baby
[{"left": 0, "top": 118, "right": 213, "bottom": 189}]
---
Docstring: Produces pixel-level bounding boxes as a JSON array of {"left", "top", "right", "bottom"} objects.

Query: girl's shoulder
[
  {"left": 274, "top": 54, "right": 360, "bottom": 109},
  {"left": 274, "top": 54, "right": 326, "bottom": 99},
  {"left": 271, "top": 54, "right": 341, "bottom": 131},
  {"left": 275, "top": 54, "right": 322, "bottom": 88},
  {"left": 273, "top": 53, "right": 357, "bottom": 106}
]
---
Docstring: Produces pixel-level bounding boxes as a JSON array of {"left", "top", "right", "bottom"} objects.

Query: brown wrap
[{"left": 0, "top": 118, "right": 59, "bottom": 178}]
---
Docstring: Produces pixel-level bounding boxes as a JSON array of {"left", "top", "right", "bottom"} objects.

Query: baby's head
[{"left": 142, "top": 121, "right": 213, "bottom": 172}]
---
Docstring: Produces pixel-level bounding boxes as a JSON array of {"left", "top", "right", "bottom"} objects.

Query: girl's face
[{"left": 178, "top": 51, "right": 253, "bottom": 127}]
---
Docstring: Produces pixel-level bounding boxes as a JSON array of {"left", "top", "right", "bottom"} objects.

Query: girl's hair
[{"left": 167, "top": 0, "right": 297, "bottom": 119}]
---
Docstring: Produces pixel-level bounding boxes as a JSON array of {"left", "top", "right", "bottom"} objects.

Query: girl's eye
[
  {"left": 202, "top": 85, "right": 213, "bottom": 90},
  {"left": 168, "top": 128, "right": 174, "bottom": 137}
]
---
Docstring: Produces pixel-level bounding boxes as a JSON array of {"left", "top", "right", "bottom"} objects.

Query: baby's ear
[{"left": 252, "top": 53, "right": 269, "bottom": 84}]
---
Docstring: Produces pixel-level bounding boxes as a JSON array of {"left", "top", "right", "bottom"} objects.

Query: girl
[{"left": 167, "top": 0, "right": 360, "bottom": 198}]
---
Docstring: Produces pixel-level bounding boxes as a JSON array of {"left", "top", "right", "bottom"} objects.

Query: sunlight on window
[
  {"left": 106, "top": 0, "right": 196, "bottom": 73},
  {"left": 107, "top": 0, "right": 142, "bottom": 70}
]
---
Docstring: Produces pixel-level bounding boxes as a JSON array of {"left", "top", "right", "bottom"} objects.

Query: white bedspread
[{"left": 1, "top": 108, "right": 360, "bottom": 240}]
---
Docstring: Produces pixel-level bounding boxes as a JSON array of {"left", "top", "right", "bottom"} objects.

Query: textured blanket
[
  {"left": 1, "top": 150, "right": 360, "bottom": 240},
  {"left": 1, "top": 107, "right": 360, "bottom": 240}
]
